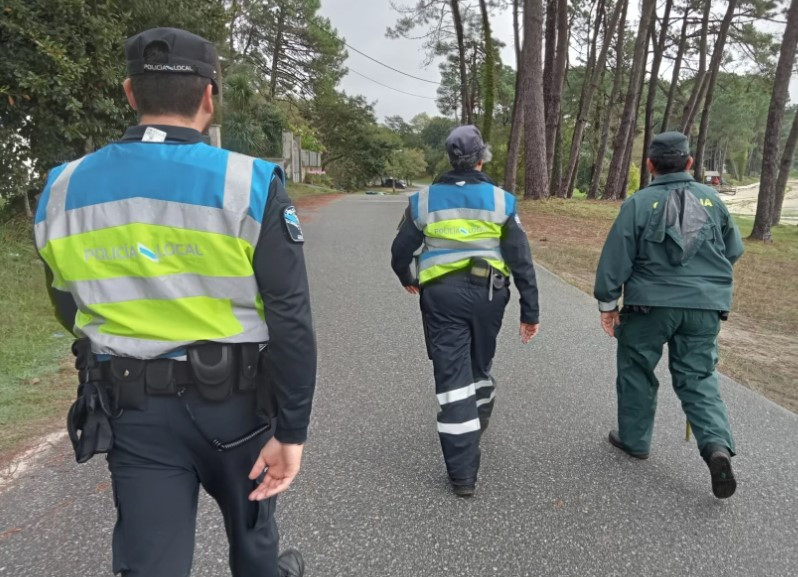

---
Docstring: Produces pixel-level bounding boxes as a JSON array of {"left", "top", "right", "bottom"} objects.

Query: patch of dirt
[{"left": 294, "top": 194, "right": 345, "bottom": 221}]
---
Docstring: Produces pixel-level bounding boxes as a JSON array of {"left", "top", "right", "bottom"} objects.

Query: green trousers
[{"left": 615, "top": 306, "right": 735, "bottom": 456}]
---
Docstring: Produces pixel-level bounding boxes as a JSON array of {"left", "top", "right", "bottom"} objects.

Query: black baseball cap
[
  {"left": 125, "top": 28, "right": 219, "bottom": 94},
  {"left": 648, "top": 131, "right": 691, "bottom": 158},
  {"left": 446, "top": 125, "right": 486, "bottom": 160}
]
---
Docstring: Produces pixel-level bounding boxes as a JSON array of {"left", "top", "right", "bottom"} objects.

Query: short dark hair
[
  {"left": 130, "top": 42, "right": 210, "bottom": 117},
  {"left": 649, "top": 155, "right": 690, "bottom": 174}
]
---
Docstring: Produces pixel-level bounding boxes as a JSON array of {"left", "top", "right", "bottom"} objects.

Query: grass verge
[
  {"left": 0, "top": 217, "right": 75, "bottom": 461},
  {"left": 518, "top": 198, "right": 798, "bottom": 414}
]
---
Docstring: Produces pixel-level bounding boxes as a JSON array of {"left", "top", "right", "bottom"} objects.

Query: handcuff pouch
[{"left": 188, "top": 343, "right": 235, "bottom": 402}]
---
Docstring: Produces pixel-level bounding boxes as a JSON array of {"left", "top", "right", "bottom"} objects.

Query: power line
[
  {"left": 344, "top": 43, "right": 441, "bottom": 85},
  {"left": 308, "top": 19, "right": 441, "bottom": 86},
  {"left": 347, "top": 67, "right": 439, "bottom": 100}
]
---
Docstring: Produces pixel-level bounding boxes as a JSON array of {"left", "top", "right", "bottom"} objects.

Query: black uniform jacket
[
  {"left": 40, "top": 125, "right": 316, "bottom": 444},
  {"left": 391, "top": 169, "right": 540, "bottom": 325}
]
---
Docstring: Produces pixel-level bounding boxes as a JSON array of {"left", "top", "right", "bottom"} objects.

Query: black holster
[{"left": 67, "top": 339, "right": 115, "bottom": 464}]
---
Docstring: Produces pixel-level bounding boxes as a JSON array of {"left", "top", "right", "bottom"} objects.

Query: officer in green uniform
[{"left": 594, "top": 131, "right": 744, "bottom": 499}]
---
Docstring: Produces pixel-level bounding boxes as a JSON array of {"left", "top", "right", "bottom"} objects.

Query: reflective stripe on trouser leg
[
  {"left": 421, "top": 281, "right": 482, "bottom": 485},
  {"left": 470, "top": 285, "right": 508, "bottom": 418}
]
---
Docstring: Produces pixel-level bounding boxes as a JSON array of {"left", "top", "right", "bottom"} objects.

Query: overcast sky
[{"left": 318, "top": 0, "right": 796, "bottom": 123}]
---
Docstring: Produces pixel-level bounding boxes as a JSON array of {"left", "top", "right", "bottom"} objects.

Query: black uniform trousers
[
  {"left": 107, "top": 386, "right": 277, "bottom": 577},
  {"left": 420, "top": 273, "right": 509, "bottom": 486}
]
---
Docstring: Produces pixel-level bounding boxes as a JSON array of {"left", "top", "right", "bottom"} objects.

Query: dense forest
[{"left": 1, "top": 0, "right": 796, "bottom": 241}]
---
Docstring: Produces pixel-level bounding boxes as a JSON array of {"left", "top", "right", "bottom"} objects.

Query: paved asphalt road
[{"left": 2, "top": 194, "right": 797, "bottom": 577}]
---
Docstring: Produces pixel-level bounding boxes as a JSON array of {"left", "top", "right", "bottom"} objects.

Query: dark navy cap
[
  {"left": 648, "top": 131, "right": 691, "bottom": 158},
  {"left": 125, "top": 28, "right": 219, "bottom": 94},
  {"left": 446, "top": 125, "right": 486, "bottom": 160}
]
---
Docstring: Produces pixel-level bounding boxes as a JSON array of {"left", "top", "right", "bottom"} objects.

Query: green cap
[{"left": 648, "top": 131, "right": 691, "bottom": 159}]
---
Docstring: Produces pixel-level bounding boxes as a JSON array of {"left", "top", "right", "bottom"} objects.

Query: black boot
[
  {"left": 608, "top": 430, "right": 649, "bottom": 460},
  {"left": 452, "top": 482, "right": 476, "bottom": 498},
  {"left": 702, "top": 445, "right": 736, "bottom": 499},
  {"left": 278, "top": 549, "right": 305, "bottom": 577}
]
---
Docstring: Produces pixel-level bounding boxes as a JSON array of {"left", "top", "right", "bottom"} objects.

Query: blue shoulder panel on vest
[
  {"left": 409, "top": 192, "right": 420, "bottom": 220},
  {"left": 64, "top": 143, "right": 228, "bottom": 211},
  {"left": 35, "top": 163, "right": 69, "bottom": 224},
  {"left": 505, "top": 191, "right": 516, "bottom": 215},
  {"left": 250, "top": 159, "right": 278, "bottom": 223},
  {"left": 428, "top": 183, "right": 496, "bottom": 212}
]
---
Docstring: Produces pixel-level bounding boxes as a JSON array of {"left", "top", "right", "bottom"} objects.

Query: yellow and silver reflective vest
[
  {"left": 410, "top": 181, "right": 515, "bottom": 285},
  {"left": 34, "top": 139, "right": 284, "bottom": 359}
]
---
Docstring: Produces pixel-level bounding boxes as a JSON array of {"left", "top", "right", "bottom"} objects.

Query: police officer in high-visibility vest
[
  {"left": 34, "top": 28, "right": 313, "bottom": 576},
  {"left": 594, "top": 131, "right": 744, "bottom": 499},
  {"left": 391, "top": 125, "right": 540, "bottom": 497}
]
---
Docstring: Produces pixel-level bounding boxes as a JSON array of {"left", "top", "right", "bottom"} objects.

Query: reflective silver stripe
[
  {"left": 425, "top": 237, "right": 501, "bottom": 251},
  {"left": 34, "top": 198, "right": 262, "bottom": 247},
  {"left": 46, "top": 158, "right": 86, "bottom": 220},
  {"left": 415, "top": 187, "right": 429, "bottom": 227},
  {"left": 474, "top": 379, "right": 493, "bottom": 390},
  {"left": 80, "top": 318, "right": 269, "bottom": 359},
  {"left": 224, "top": 152, "right": 254, "bottom": 213},
  {"left": 437, "top": 419, "right": 481, "bottom": 435},
  {"left": 493, "top": 186, "right": 506, "bottom": 217},
  {"left": 419, "top": 249, "right": 502, "bottom": 270},
  {"left": 65, "top": 274, "right": 260, "bottom": 306},
  {"left": 476, "top": 391, "right": 496, "bottom": 407},
  {"left": 436, "top": 383, "right": 476, "bottom": 405},
  {"left": 425, "top": 208, "right": 507, "bottom": 224}
]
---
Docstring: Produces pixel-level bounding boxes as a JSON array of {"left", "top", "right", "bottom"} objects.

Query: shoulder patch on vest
[{"left": 283, "top": 206, "right": 304, "bottom": 243}]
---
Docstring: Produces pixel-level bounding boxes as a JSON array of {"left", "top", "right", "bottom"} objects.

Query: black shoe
[
  {"left": 452, "top": 483, "right": 476, "bottom": 498},
  {"left": 278, "top": 549, "right": 305, "bottom": 577},
  {"left": 479, "top": 415, "right": 490, "bottom": 433},
  {"left": 706, "top": 449, "right": 736, "bottom": 499},
  {"left": 608, "top": 430, "right": 649, "bottom": 460}
]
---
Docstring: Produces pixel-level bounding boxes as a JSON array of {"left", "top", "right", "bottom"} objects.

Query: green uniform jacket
[{"left": 594, "top": 172, "right": 744, "bottom": 312}]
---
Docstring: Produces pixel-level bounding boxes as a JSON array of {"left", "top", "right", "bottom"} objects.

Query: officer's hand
[
  {"left": 404, "top": 285, "right": 420, "bottom": 295},
  {"left": 601, "top": 311, "right": 620, "bottom": 338},
  {"left": 248, "top": 437, "right": 305, "bottom": 501},
  {"left": 520, "top": 323, "right": 539, "bottom": 344}
]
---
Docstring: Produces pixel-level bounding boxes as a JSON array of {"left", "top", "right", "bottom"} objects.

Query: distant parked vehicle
[
  {"left": 381, "top": 178, "right": 406, "bottom": 189},
  {"left": 704, "top": 171, "right": 737, "bottom": 195}
]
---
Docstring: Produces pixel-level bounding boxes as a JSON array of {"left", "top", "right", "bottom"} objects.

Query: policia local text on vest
[{"left": 34, "top": 27, "right": 312, "bottom": 577}]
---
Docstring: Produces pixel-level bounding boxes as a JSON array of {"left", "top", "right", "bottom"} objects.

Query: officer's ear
[
  {"left": 200, "top": 83, "right": 214, "bottom": 117},
  {"left": 123, "top": 78, "right": 138, "bottom": 111},
  {"left": 646, "top": 158, "right": 655, "bottom": 176},
  {"left": 686, "top": 156, "right": 694, "bottom": 171}
]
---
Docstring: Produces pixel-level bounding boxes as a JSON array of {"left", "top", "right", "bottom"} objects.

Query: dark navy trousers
[
  {"left": 420, "top": 274, "right": 509, "bottom": 485},
  {"left": 107, "top": 388, "right": 278, "bottom": 577}
]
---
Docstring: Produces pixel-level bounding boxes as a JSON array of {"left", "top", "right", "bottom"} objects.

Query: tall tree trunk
[
  {"left": 640, "top": 0, "right": 673, "bottom": 187},
  {"left": 560, "top": 0, "right": 623, "bottom": 198},
  {"left": 479, "top": 0, "right": 496, "bottom": 141},
  {"left": 451, "top": 0, "right": 471, "bottom": 124},
  {"left": 523, "top": 0, "right": 549, "bottom": 199},
  {"left": 619, "top": 43, "right": 650, "bottom": 199},
  {"left": 680, "top": 0, "right": 711, "bottom": 134},
  {"left": 588, "top": 3, "right": 626, "bottom": 200},
  {"left": 547, "top": 0, "right": 569, "bottom": 191},
  {"left": 751, "top": 0, "right": 798, "bottom": 240},
  {"left": 693, "top": 0, "right": 739, "bottom": 182},
  {"left": 269, "top": 6, "right": 286, "bottom": 99},
  {"left": 504, "top": 0, "right": 525, "bottom": 193},
  {"left": 604, "top": 0, "right": 656, "bottom": 200},
  {"left": 661, "top": 5, "right": 690, "bottom": 132},
  {"left": 772, "top": 110, "right": 798, "bottom": 225}
]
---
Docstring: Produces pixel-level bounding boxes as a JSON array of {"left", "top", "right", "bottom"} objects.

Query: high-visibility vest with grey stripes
[
  {"left": 410, "top": 181, "right": 515, "bottom": 285},
  {"left": 34, "top": 142, "right": 284, "bottom": 359}
]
